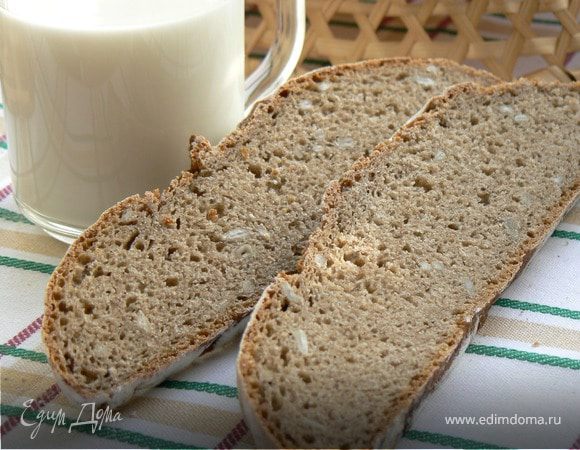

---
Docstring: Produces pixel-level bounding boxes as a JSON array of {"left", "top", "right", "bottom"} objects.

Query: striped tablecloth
[{"left": 1, "top": 14, "right": 580, "bottom": 449}]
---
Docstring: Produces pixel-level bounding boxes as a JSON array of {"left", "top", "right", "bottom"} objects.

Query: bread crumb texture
[
  {"left": 43, "top": 59, "right": 498, "bottom": 399},
  {"left": 238, "top": 81, "right": 579, "bottom": 448}
]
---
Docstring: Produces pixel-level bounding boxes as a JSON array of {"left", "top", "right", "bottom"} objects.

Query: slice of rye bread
[
  {"left": 237, "top": 81, "right": 580, "bottom": 449},
  {"left": 43, "top": 58, "right": 499, "bottom": 407}
]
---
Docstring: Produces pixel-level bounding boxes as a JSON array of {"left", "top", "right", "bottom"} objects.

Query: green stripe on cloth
[
  {"left": 0, "top": 140, "right": 7, "bottom": 150},
  {"left": 249, "top": 52, "right": 331, "bottom": 67},
  {"left": 552, "top": 229, "right": 580, "bottom": 241},
  {"left": 0, "top": 404, "right": 201, "bottom": 449},
  {"left": 490, "top": 12, "right": 561, "bottom": 25},
  {"left": 465, "top": 344, "right": 580, "bottom": 370},
  {"left": 0, "top": 344, "right": 47, "bottom": 363},
  {"left": 404, "top": 429, "right": 508, "bottom": 449},
  {"left": 0, "top": 255, "right": 56, "bottom": 274},
  {"left": 0, "top": 207, "right": 33, "bottom": 224},
  {"left": 495, "top": 298, "right": 580, "bottom": 320},
  {"left": 159, "top": 380, "right": 238, "bottom": 398}
]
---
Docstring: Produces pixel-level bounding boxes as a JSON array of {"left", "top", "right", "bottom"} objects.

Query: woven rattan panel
[{"left": 245, "top": 0, "right": 579, "bottom": 81}]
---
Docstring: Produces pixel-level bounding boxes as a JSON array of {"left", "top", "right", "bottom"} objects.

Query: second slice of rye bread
[
  {"left": 236, "top": 80, "right": 580, "bottom": 449},
  {"left": 43, "top": 58, "right": 498, "bottom": 406}
]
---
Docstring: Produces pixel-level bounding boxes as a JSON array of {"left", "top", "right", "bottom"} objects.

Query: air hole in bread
[
  {"left": 80, "top": 368, "right": 98, "bottom": 383},
  {"left": 248, "top": 163, "right": 262, "bottom": 178},
  {"left": 83, "top": 303, "right": 94, "bottom": 315},
  {"left": 414, "top": 176, "right": 433, "bottom": 192},
  {"left": 77, "top": 253, "right": 92, "bottom": 265},
  {"left": 298, "top": 371, "right": 311, "bottom": 384},
  {"left": 165, "top": 277, "right": 179, "bottom": 287},
  {"left": 122, "top": 231, "right": 139, "bottom": 250},
  {"left": 477, "top": 192, "right": 491, "bottom": 205},
  {"left": 190, "top": 253, "right": 201, "bottom": 262},
  {"left": 344, "top": 252, "right": 365, "bottom": 267},
  {"left": 190, "top": 185, "right": 205, "bottom": 197},
  {"left": 166, "top": 247, "right": 179, "bottom": 260},
  {"left": 271, "top": 394, "right": 282, "bottom": 411},
  {"left": 280, "top": 346, "right": 289, "bottom": 366}
]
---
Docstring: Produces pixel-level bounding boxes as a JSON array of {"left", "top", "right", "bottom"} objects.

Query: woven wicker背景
[{"left": 244, "top": 0, "right": 579, "bottom": 81}]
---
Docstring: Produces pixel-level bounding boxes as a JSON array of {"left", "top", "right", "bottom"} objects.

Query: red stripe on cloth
[
  {"left": 5, "top": 316, "right": 44, "bottom": 348},
  {"left": 214, "top": 419, "right": 249, "bottom": 449},
  {"left": 0, "top": 383, "right": 61, "bottom": 436},
  {"left": 0, "top": 184, "right": 12, "bottom": 201},
  {"left": 379, "top": 16, "right": 395, "bottom": 27},
  {"left": 429, "top": 16, "right": 452, "bottom": 39}
]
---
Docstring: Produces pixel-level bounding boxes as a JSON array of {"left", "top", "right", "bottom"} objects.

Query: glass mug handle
[{"left": 244, "top": 0, "right": 306, "bottom": 114}]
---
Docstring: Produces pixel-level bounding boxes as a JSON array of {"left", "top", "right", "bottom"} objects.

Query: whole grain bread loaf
[
  {"left": 236, "top": 80, "right": 580, "bottom": 449},
  {"left": 43, "top": 58, "right": 498, "bottom": 407}
]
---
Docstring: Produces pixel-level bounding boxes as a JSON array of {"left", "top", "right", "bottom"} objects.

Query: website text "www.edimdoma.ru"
[{"left": 444, "top": 414, "right": 562, "bottom": 426}]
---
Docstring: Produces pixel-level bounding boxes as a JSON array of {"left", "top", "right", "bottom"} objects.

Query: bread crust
[
  {"left": 236, "top": 80, "right": 580, "bottom": 448},
  {"left": 42, "top": 58, "right": 500, "bottom": 408}
]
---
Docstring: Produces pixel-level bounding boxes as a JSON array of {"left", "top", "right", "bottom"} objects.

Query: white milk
[{"left": 0, "top": 0, "right": 244, "bottom": 229}]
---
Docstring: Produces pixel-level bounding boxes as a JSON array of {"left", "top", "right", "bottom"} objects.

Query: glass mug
[{"left": 0, "top": 0, "right": 305, "bottom": 243}]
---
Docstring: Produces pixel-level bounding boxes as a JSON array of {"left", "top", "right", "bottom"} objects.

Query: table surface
[{"left": 1, "top": 20, "right": 579, "bottom": 450}]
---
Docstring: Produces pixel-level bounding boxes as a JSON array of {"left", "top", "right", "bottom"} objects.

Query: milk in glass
[{"left": 0, "top": 0, "right": 244, "bottom": 230}]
